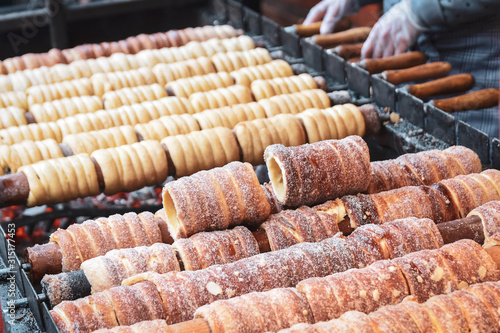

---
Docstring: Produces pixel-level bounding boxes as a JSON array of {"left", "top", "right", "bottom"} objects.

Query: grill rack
[{"left": 0, "top": 0, "right": 498, "bottom": 331}]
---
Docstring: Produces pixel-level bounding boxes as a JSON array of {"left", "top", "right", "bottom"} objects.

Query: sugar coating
[
  {"left": 163, "top": 162, "right": 270, "bottom": 239},
  {"left": 261, "top": 206, "right": 340, "bottom": 251},
  {"left": 265, "top": 136, "right": 371, "bottom": 208}
]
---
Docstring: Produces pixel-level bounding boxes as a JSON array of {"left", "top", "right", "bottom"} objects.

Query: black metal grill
[{"left": 0, "top": 0, "right": 498, "bottom": 331}]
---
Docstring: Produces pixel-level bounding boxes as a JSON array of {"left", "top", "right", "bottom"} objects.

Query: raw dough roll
[
  {"left": 80, "top": 243, "right": 180, "bottom": 293},
  {"left": 30, "top": 95, "right": 104, "bottom": 123},
  {"left": 0, "top": 138, "right": 63, "bottom": 175},
  {"left": 63, "top": 125, "right": 139, "bottom": 155},
  {"left": 134, "top": 113, "right": 199, "bottom": 141},
  {"left": 9, "top": 66, "right": 57, "bottom": 91},
  {"left": 234, "top": 114, "right": 307, "bottom": 165},
  {"left": 0, "top": 106, "right": 27, "bottom": 129},
  {"left": 166, "top": 72, "right": 234, "bottom": 98},
  {"left": 56, "top": 111, "right": 114, "bottom": 138},
  {"left": 230, "top": 59, "right": 294, "bottom": 86},
  {"left": 91, "top": 140, "right": 169, "bottom": 195},
  {"left": 1, "top": 35, "right": 253, "bottom": 94},
  {"left": 210, "top": 48, "right": 272, "bottom": 72},
  {"left": 193, "top": 102, "right": 267, "bottom": 130},
  {"left": 0, "top": 121, "right": 63, "bottom": 144},
  {"left": 162, "top": 161, "right": 270, "bottom": 239},
  {"left": 161, "top": 126, "right": 240, "bottom": 177},
  {"left": 265, "top": 135, "right": 371, "bottom": 207},
  {"left": 1, "top": 48, "right": 65, "bottom": 74},
  {"left": 26, "top": 78, "right": 93, "bottom": 106},
  {"left": 152, "top": 57, "right": 216, "bottom": 86},
  {"left": 0, "top": 90, "right": 28, "bottom": 110},
  {"left": 102, "top": 84, "right": 167, "bottom": 109},
  {"left": 258, "top": 90, "right": 330, "bottom": 117},
  {"left": 189, "top": 85, "right": 253, "bottom": 113},
  {"left": 297, "top": 104, "right": 365, "bottom": 143},
  {"left": 18, "top": 153, "right": 100, "bottom": 207},
  {"left": 367, "top": 146, "right": 482, "bottom": 194},
  {"left": 251, "top": 74, "right": 318, "bottom": 100},
  {"left": 107, "top": 96, "right": 193, "bottom": 127},
  {"left": 91, "top": 67, "right": 157, "bottom": 97}
]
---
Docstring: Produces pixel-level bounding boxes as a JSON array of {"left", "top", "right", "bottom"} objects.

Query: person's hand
[
  {"left": 303, "top": 0, "right": 357, "bottom": 35},
  {"left": 361, "top": 0, "right": 426, "bottom": 59}
]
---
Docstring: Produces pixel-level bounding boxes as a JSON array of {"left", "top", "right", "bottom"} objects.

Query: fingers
[
  {"left": 303, "top": 1, "right": 328, "bottom": 25},
  {"left": 394, "top": 30, "right": 410, "bottom": 55},
  {"left": 320, "top": 3, "right": 341, "bottom": 34},
  {"left": 360, "top": 36, "right": 374, "bottom": 59}
]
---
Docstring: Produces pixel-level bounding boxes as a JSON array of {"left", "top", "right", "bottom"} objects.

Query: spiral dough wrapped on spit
[
  {"left": 297, "top": 104, "right": 366, "bottom": 143},
  {"left": 0, "top": 36, "right": 254, "bottom": 92},
  {"left": 18, "top": 153, "right": 100, "bottom": 207},
  {"left": 152, "top": 57, "right": 216, "bottom": 86},
  {"left": 161, "top": 127, "right": 240, "bottom": 177},
  {"left": 49, "top": 211, "right": 163, "bottom": 272},
  {"left": 49, "top": 217, "right": 445, "bottom": 331},
  {"left": 102, "top": 84, "right": 167, "bottom": 109},
  {"left": 62, "top": 125, "right": 139, "bottom": 155},
  {"left": 29, "top": 95, "right": 104, "bottom": 123},
  {"left": 0, "top": 25, "right": 240, "bottom": 75},
  {"left": 91, "top": 140, "right": 169, "bottom": 195},
  {"left": 258, "top": 89, "right": 330, "bottom": 117},
  {"left": 1, "top": 49, "right": 66, "bottom": 74},
  {"left": 193, "top": 102, "right": 266, "bottom": 130},
  {"left": 59, "top": 25, "right": 241, "bottom": 63},
  {"left": 265, "top": 135, "right": 371, "bottom": 207},
  {"left": 162, "top": 161, "right": 271, "bottom": 239},
  {"left": 282, "top": 280, "right": 500, "bottom": 333},
  {"left": 210, "top": 48, "right": 272, "bottom": 72},
  {"left": 234, "top": 114, "right": 307, "bottom": 165},
  {"left": 80, "top": 243, "right": 180, "bottom": 294},
  {"left": 107, "top": 96, "right": 193, "bottom": 127},
  {"left": 0, "top": 106, "right": 27, "bottom": 129},
  {"left": 173, "top": 226, "right": 259, "bottom": 271},
  {"left": 26, "top": 78, "right": 93, "bottom": 106},
  {"left": 134, "top": 114, "right": 200, "bottom": 141},
  {"left": 188, "top": 85, "right": 253, "bottom": 113},
  {"left": 0, "top": 91, "right": 28, "bottom": 109},
  {"left": 230, "top": 59, "right": 294, "bottom": 87},
  {"left": 335, "top": 169, "right": 500, "bottom": 229},
  {"left": 91, "top": 68, "right": 157, "bottom": 97},
  {"left": 0, "top": 138, "right": 63, "bottom": 175},
  {"left": 92, "top": 320, "right": 172, "bottom": 333},
  {"left": 368, "top": 145, "right": 482, "bottom": 194},
  {"left": 166, "top": 72, "right": 235, "bottom": 98},
  {"left": 0, "top": 121, "right": 63, "bottom": 144},
  {"left": 251, "top": 74, "right": 318, "bottom": 100},
  {"left": 194, "top": 239, "right": 497, "bottom": 333}
]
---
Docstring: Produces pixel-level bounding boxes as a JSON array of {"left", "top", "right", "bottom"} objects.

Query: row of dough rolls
[
  {"left": 0, "top": 47, "right": 271, "bottom": 118},
  {"left": 51, "top": 223, "right": 499, "bottom": 332},
  {"left": 0, "top": 35, "right": 254, "bottom": 92},
  {"left": 0, "top": 25, "right": 241, "bottom": 74}
]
